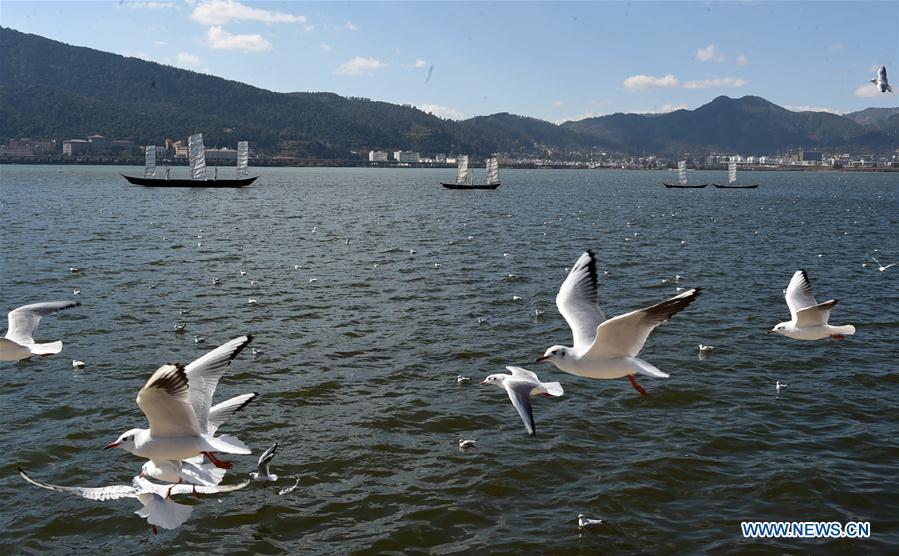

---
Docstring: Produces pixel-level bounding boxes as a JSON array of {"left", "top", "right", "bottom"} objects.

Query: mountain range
[{"left": 1, "top": 26, "right": 896, "bottom": 158}]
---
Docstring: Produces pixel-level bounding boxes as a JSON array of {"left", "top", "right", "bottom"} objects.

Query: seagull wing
[
  {"left": 794, "top": 299, "right": 837, "bottom": 326},
  {"left": 168, "top": 479, "right": 251, "bottom": 497},
  {"left": 19, "top": 468, "right": 138, "bottom": 501},
  {"left": 556, "top": 250, "right": 606, "bottom": 350},
  {"left": 184, "top": 335, "right": 252, "bottom": 433},
  {"left": 785, "top": 270, "right": 817, "bottom": 319},
  {"left": 206, "top": 393, "right": 257, "bottom": 436},
  {"left": 5, "top": 301, "right": 79, "bottom": 344},
  {"left": 585, "top": 289, "right": 701, "bottom": 359},
  {"left": 137, "top": 364, "right": 202, "bottom": 437},
  {"left": 878, "top": 66, "right": 887, "bottom": 81},
  {"left": 135, "top": 494, "right": 194, "bottom": 530},
  {"left": 505, "top": 381, "right": 536, "bottom": 436},
  {"left": 506, "top": 366, "right": 540, "bottom": 382}
]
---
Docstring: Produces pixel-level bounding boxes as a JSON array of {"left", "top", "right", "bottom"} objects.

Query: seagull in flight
[
  {"left": 871, "top": 66, "right": 893, "bottom": 93},
  {"left": 537, "top": 250, "right": 701, "bottom": 395},
  {"left": 870, "top": 256, "right": 896, "bottom": 272},
  {"left": 250, "top": 442, "right": 279, "bottom": 481},
  {"left": 19, "top": 468, "right": 249, "bottom": 534},
  {"left": 105, "top": 336, "right": 255, "bottom": 470},
  {"left": 769, "top": 270, "right": 856, "bottom": 340},
  {"left": 1, "top": 301, "right": 79, "bottom": 361},
  {"left": 481, "top": 367, "right": 564, "bottom": 436}
]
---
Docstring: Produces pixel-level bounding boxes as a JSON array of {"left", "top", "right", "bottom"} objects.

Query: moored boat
[
  {"left": 122, "top": 135, "right": 256, "bottom": 187},
  {"left": 441, "top": 156, "right": 501, "bottom": 189},
  {"left": 664, "top": 160, "right": 707, "bottom": 188}
]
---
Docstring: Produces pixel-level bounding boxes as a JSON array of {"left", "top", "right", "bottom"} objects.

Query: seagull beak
[
  {"left": 767, "top": 329, "right": 775, "bottom": 334},
  {"left": 104, "top": 442, "right": 119, "bottom": 450},
  {"left": 535, "top": 355, "right": 550, "bottom": 362},
  {"left": 479, "top": 379, "right": 488, "bottom": 385}
]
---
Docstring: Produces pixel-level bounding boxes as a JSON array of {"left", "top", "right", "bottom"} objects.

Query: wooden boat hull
[
  {"left": 122, "top": 174, "right": 257, "bottom": 188},
  {"left": 441, "top": 182, "right": 501, "bottom": 190},
  {"left": 663, "top": 183, "right": 708, "bottom": 188},
  {"left": 713, "top": 183, "right": 758, "bottom": 189}
]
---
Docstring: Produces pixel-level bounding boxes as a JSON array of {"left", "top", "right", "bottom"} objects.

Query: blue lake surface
[{"left": 0, "top": 165, "right": 897, "bottom": 553}]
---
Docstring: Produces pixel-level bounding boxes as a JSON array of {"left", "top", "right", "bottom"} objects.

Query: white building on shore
[
  {"left": 393, "top": 150, "right": 420, "bottom": 163},
  {"left": 368, "top": 150, "right": 389, "bottom": 162}
]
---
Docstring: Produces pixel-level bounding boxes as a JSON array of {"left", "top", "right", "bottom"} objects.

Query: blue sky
[{"left": 1, "top": 1, "right": 896, "bottom": 122}]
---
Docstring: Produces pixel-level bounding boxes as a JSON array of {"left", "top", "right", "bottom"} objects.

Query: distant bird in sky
[
  {"left": 871, "top": 66, "right": 893, "bottom": 93},
  {"left": 769, "top": 270, "right": 855, "bottom": 340},
  {"left": 538, "top": 250, "right": 701, "bottom": 396},
  {"left": 425, "top": 65, "right": 434, "bottom": 83},
  {"left": 1, "top": 301, "right": 79, "bottom": 361},
  {"left": 481, "top": 367, "right": 564, "bottom": 437}
]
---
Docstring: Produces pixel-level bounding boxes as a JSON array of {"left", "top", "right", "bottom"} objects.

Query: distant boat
[
  {"left": 441, "top": 156, "right": 501, "bottom": 190},
  {"left": 122, "top": 135, "right": 257, "bottom": 187},
  {"left": 713, "top": 162, "right": 758, "bottom": 189},
  {"left": 664, "top": 160, "right": 707, "bottom": 188}
]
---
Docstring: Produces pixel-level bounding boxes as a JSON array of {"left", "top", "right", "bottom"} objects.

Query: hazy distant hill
[
  {"left": 1, "top": 26, "right": 896, "bottom": 157},
  {"left": 844, "top": 107, "right": 899, "bottom": 127}
]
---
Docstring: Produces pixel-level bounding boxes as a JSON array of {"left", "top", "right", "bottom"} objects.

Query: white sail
[
  {"left": 188, "top": 133, "right": 207, "bottom": 181},
  {"left": 677, "top": 160, "right": 687, "bottom": 185},
  {"left": 457, "top": 155, "right": 471, "bottom": 185},
  {"left": 144, "top": 145, "right": 156, "bottom": 177},
  {"left": 486, "top": 157, "right": 500, "bottom": 185},
  {"left": 237, "top": 141, "right": 249, "bottom": 177},
  {"left": 728, "top": 162, "right": 737, "bottom": 184}
]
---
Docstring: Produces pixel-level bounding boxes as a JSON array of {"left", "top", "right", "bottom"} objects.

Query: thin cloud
[
  {"left": 320, "top": 43, "right": 332, "bottom": 51},
  {"left": 335, "top": 56, "right": 389, "bottom": 76},
  {"left": 828, "top": 43, "right": 845, "bottom": 51},
  {"left": 658, "top": 102, "right": 688, "bottom": 112},
  {"left": 128, "top": 1, "right": 179, "bottom": 9},
  {"left": 683, "top": 77, "right": 747, "bottom": 89},
  {"left": 176, "top": 51, "right": 202, "bottom": 67},
  {"left": 206, "top": 26, "right": 272, "bottom": 52},
  {"left": 334, "top": 20, "right": 357, "bottom": 31},
  {"left": 417, "top": 104, "right": 465, "bottom": 120},
  {"left": 552, "top": 100, "right": 565, "bottom": 108},
  {"left": 696, "top": 44, "right": 726, "bottom": 62},
  {"left": 854, "top": 84, "right": 886, "bottom": 97},
  {"left": 736, "top": 54, "right": 748, "bottom": 66},
  {"left": 402, "top": 59, "right": 428, "bottom": 69},
  {"left": 784, "top": 105, "right": 843, "bottom": 114},
  {"left": 153, "top": 40, "right": 168, "bottom": 46},
  {"left": 623, "top": 74, "right": 679, "bottom": 92},
  {"left": 190, "top": 0, "right": 305, "bottom": 25},
  {"left": 554, "top": 111, "right": 606, "bottom": 124}
]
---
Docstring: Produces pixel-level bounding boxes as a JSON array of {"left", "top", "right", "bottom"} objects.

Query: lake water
[{"left": 0, "top": 165, "right": 897, "bottom": 553}]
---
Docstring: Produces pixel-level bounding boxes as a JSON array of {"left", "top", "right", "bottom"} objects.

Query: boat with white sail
[
  {"left": 122, "top": 134, "right": 257, "bottom": 187},
  {"left": 664, "top": 160, "right": 707, "bottom": 188},
  {"left": 441, "top": 156, "right": 501, "bottom": 190},
  {"left": 714, "top": 162, "right": 758, "bottom": 189}
]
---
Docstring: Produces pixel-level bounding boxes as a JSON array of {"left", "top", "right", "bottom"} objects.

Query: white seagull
[
  {"left": 871, "top": 256, "right": 896, "bottom": 272},
  {"left": 871, "top": 66, "right": 893, "bottom": 93},
  {"left": 537, "top": 250, "right": 701, "bottom": 396},
  {"left": 698, "top": 344, "right": 714, "bottom": 353},
  {"left": 141, "top": 392, "right": 257, "bottom": 487},
  {"left": 458, "top": 439, "right": 477, "bottom": 450},
  {"left": 105, "top": 336, "right": 255, "bottom": 470},
  {"left": 1, "top": 301, "right": 79, "bottom": 362},
  {"left": 776, "top": 381, "right": 787, "bottom": 394},
  {"left": 578, "top": 514, "right": 603, "bottom": 529},
  {"left": 457, "top": 375, "right": 471, "bottom": 384},
  {"left": 769, "top": 270, "right": 856, "bottom": 340},
  {"left": 250, "top": 442, "right": 279, "bottom": 481},
  {"left": 481, "top": 367, "right": 564, "bottom": 437},
  {"left": 19, "top": 468, "right": 248, "bottom": 534}
]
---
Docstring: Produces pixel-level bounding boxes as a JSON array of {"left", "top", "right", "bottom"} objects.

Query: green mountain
[
  {"left": 561, "top": 95, "right": 895, "bottom": 155},
  {"left": 844, "top": 107, "right": 899, "bottom": 127},
  {"left": 1, "top": 26, "right": 896, "bottom": 158}
]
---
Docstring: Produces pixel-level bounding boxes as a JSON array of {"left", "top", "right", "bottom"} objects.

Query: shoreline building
[
  {"left": 368, "top": 150, "right": 389, "bottom": 162},
  {"left": 393, "top": 150, "right": 420, "bottom": 163}
]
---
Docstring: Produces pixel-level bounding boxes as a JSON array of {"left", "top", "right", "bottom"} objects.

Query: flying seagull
[
  {"left": 250, "top": 442, "right": 279, "bottom": 481},
  {"left": 481, "top": 366, "right": 563, "bottom": 436},
  {"left": 871, "top": 66, "right": 893, "bottom": 93},
  {"left": 19, "top": 468, "right": 249, "bottom": 534},
  {"left": 1, "top": 301, "right": 79, "bottom": 361},
  {"left": 537, "top": 250, "right": 701, "bottom": 395},
  {"left": 105, "top": 336, "right": 255, "bottom": 470},
  {"left": 769, "top": 270, "right": 856, "bottom": 340}
]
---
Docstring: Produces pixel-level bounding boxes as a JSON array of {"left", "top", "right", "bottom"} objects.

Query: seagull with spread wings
[
  {"left": 481, "top": 367, "right": 564, "bottom": 436},
  {"left": 537, "top": 250, "right": 701, "bottom": 396},
  {"left": 769, "top": 270, "right": 855, "bottom": 340},
  {"left": 105, "top": 336, "right": 255, "bottom": 470},
  {"left": 1, "top": 301, "right": 79, "bottom": 361}
]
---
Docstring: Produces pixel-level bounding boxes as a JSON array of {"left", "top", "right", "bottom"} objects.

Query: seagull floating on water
[
  {"left": 578, "top": 514, "right": 603, "bottom": 529},
  {"left": 105, "top": 336, "right": 255, "bottom": 470},
  {"left": 870, "top": 65, "right": 893, "bottom": 93},
  {"left": 173, "top": 323, "right": 186, "bottom": 333},
  {"left": 250, "top": 442, "right": 279, "bottom": 481},
  {"left": 769, "top": 270, "right": 856, "bottom": 340},
  {"left": 537, "top": 251, "right": 701, "bottom": 396},
  {"left": 481, "top": 367, "right": 563, "bottom": 436},
  {"left": 698, "top": 344, "right": 714, "bottom": 353},
  {"left": 19, "top": 468, "right": 248, "bottom": 534},
  {"left": 458, "top": 439, "right": 477, "bottom": 450},
  {"left": 1, "top": 301, "right": 79, "bottom": 361},
  {"left": 776, "top": 381, "right": 787, "bottom": 394},
  {"left": 72, "top": 359, "right": 85, "bottom": 368},
  {"left": 457, "top": 375, "right": 471, "bottom": 384}
]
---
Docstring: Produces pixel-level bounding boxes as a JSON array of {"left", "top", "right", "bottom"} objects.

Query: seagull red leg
[
  {"left": 150, "top": 525, "right": 158, "bottom": 535},
  {"left": 192, "top": 485, "right": 200, "bottom": 499},
  {"left": 627, "top": 375, "right": 649, "bottom": 396},
  {"left": 831, "top": 334, "right": 845, "bottom": 340},
  {"left": 203, "top": 451, "right": 234, "bottom": 470},
  {"left": 165, "top": 478, "right": 182, "bottom": 499}
]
